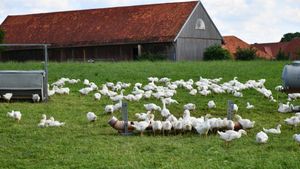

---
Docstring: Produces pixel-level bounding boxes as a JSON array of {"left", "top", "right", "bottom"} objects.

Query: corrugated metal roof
[{"left": 0, "top": 1, "right": 197, "bottom": 47}]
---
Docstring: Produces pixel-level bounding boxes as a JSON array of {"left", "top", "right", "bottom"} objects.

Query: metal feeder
[{"left": 0, "top": 44, "right": 49, "bottom": 101}]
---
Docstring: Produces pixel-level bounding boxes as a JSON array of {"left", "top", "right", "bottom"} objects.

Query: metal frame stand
[
  {"left": 0, "top": 44, "right": 50, "bottom": 101},
  {"left": 227, "top": 100, "right": 234, "bottom": 120},
  {"left": 121, "top": 102, "right": 132, "bottom": 136}
]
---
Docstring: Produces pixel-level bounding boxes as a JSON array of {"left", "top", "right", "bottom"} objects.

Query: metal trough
[{"left": 0, "top": 44, "right": 49, "bottom": 101}]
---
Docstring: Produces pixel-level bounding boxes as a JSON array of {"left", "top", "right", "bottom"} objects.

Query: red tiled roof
[
  {"left": 284, "top": 38, "right": 300, "bottom": 60},
  {"left": 0, "top": 1, "right": 197, "bottom": 47},
  {"left": 251, "top": 42, "right": 288, "bottom": 58},
  {"left": 251, "top": 38, "right": 300, "bottom": 60},
  {"left": 222, "top": 35, "right": 272, "bottom": 59}
]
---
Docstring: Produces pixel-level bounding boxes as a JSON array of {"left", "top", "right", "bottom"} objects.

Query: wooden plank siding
[{"left": 175, "top": 2, "right": 222, "bottom": 60}]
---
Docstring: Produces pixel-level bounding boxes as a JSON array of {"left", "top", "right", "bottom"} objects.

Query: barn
[{"left": 0, "top": 1, "right": 222, "bottom": 61}]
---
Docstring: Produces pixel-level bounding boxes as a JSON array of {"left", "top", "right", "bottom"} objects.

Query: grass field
[{"left": 1, "top": 61, "right": 300, "bottom": 169}]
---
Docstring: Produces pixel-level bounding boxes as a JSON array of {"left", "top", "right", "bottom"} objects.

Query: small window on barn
[{"left": 195, "top": 18, "right": 205, "bottom": 30}]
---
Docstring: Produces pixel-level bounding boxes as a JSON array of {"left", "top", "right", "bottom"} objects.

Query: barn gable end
[{"left": 175, "top": 1, "right": 222, "bottom": 60}]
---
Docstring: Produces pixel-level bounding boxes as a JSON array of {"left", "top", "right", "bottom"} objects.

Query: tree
[
  {"left": 203, "top": 45, "right": 231, "bottom": 61},
  {"left": 276, "top": 48, "right": 289, "bottom": 60},
  {"left": 280, "top": 32, "right": 300, "bottom": 42},
  {"left": 235, "top": 47, "right": 257, "bottom": 60}
]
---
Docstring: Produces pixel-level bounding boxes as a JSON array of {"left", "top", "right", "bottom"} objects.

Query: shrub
[
  {"left": 276, "top": 48, "right": 289, "bottom": 60},
  {"left": 137, "top": 52, "right": 166, "bottom": 61},
  {"left": 203, "top": 45, "right": 231, "bottom": 60},
  {"left": 235, "top": 47, "right": 257, "bottom": 60}
]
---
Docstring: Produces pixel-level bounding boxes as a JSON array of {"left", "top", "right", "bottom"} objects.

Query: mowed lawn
[{"left": 0, "top": 61, "right": 300, "bottom": 169}]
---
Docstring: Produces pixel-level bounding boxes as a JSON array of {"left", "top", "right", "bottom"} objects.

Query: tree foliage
[
  {"left": 235, "top": 47, "right": 257, "bottom": 60},
  {"left": 280, "top": 32, "right": 300, "bottom": 42},
  {"left": 203, "top": 45, "right": 231, "bottom": 61}
]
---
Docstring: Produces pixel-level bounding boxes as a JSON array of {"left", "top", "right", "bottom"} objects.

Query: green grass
[{"left": 1, "top": 60, "right": 300, "bottom": 169}]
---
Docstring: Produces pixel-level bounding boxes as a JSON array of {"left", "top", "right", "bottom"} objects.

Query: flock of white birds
[{"left": 3, "top": 76, "right": 300, "bottom": 146}]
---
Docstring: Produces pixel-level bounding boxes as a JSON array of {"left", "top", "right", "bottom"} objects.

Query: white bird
[
  {"left": 144, "top": 103, "right": 161, "bottom": 112},
  {"left": 7, "top": 110, "right": 22, "bottom": 122},
  {"left": 38, "top": 114, "right": 47, "bottom": 128},
  {"left": 184, "top": 103, "right": 196, "bottom": 111},
  {"left": 152, "top": 120, "right": 163, "bottom": 135},
  {"left": 87, "top": 112, "right": 97, "bottom": 122},
  {"left": 256, "top": 131, "right": 268, "bottom": 144},
  {"left": 94, "top": 93, "right": 101, "bottom": 100},
  {"left": 195, "top": 120, "right": 211, "bottom": 136},
  {"left": 161, "top": 99, "right": 171, "bottom": 118},
  {"left": 293, "top": 134, "right": 300, "bottom": 145},
  {"left": 105, "top": 105, "right": 114, "bottom": 114},
  {"left": 162, "top": 121, "right": 172, "bottom": 135},
  {"left": 284, "top": 116, "right": 300, "bottom": 127},
  {"left": 263, "top": 124, "right": 281, "bottom": 134},
  {"left": 246, "top": 102, "right": 254, "bottom": 109},
  {"left": 135, "top": 111, "right": 151, "bottom": 120},
  {"left": 189, "top": 89, "right": 197, "bottom": 96},
  {"left": 48, "top": 117, "right": 65, "bottom": 127},
  {"left": 132, "top": 120, "right": 150, "bottom": 136},
  {"left": 163, "top": 98, "right": 179, "bottom": 105},
  {"left": 233, "top": 91, "right": 243, "bottom": 98},
  {"left": 235, "top": 115, "right": 255, "bottom": 129},
  {"left": 3, "top": 93, "right": 13, "bottom": 102},
  {"left": 208, "top": 100, "right": 216, "bottom": 109},
  {"left": 199, "top": 89, "right": 211, "bottom": 96},
  {"left": 83, "top": 79, "right": 90, "bottom": 86},
  {"left": 79, "top": 87, "right": 93, "bottom": 95},
  {"left": 278, "top": 102, "right": 292, "bottom": 113},
  {"left": 217, "top": 129, "right": 247, "bottom": 145},
  {"left": 233, "top": 104, "right": 238, "bottom": 112},
  {"left": 32, "top": 94, "right": 40, "bottom": 103}
]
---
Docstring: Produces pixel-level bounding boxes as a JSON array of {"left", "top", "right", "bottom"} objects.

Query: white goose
[
  {"left": 263, "top": 124, "right": 281, "bottom": 134},
  {"left": 293, "top": 134, "right": 300, "bottom": 145},
  {"left": 135, "top": 111, "right": 151, "bottom": 120},
  {"left": 184, "top": 103, "right": 196, "bottom": 111},
  {"left": 38, "top": 114, "right": 47, "bottom": 128},
  {"left": 256, "top": 131, "right": 268, "bottom": 144},
  {"left": 3, "top": 93, "right": 13, "bottom": 102},
  {"left": 7, "top": 110, "right": 22, "bottom": 122},
  {"left": 32, "top": 94, "right": 40, "bottom": 103},
  {"left": 87, "top": 112, "right": 97, "bottom": 122},
  {"left": 105, "top": 105, "right": 114, "bottom": 114},
  {"left": 144, "top": 103, "right": 161, "bottom": 112},
  {"left": 132, "top": 120, "right": 150, "bottom": 136},
  {"left": 161, "top": 99, "right": 171, "bottom": 118},
  {"left": 162, "top": 121, "right": 172, "bottom": 135},
  {"left": 217, "top": 129, "right": 247, "bottom": 145},
  {"left": 246, "top": 102, "right": 254, "bottom": 109},
  {"left": 235, "top": 115, "right": 255, "bottom": 129},
  {"left": 94, "top": 93, "right": 101, "bottom": 100},
  {"left": 48, "top": 117, "right": 65, "bottom": 127},
  {"left": 195, "top": 119, "right": 211, "bottom": 136},
  {"left": 208, "top": 100, "right": 216, "bottom": 109},
  {"left": 152, "top": 120, "right": 163, "bottom": 136}
]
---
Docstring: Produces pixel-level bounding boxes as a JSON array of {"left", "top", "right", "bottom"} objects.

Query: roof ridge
[{"left": 6, "top": 1, "right": 198, "bottom": 18}]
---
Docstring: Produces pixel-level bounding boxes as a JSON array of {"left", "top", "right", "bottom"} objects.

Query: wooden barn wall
[
  {"left": 176, "top": 38, "right": 221, "bottom": 60},
  {"left": 175, "top": 2, "right": 222, "bottom": 60},
  {"left": 0, "top": 43, "right": 175, "bottom": 61}
]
